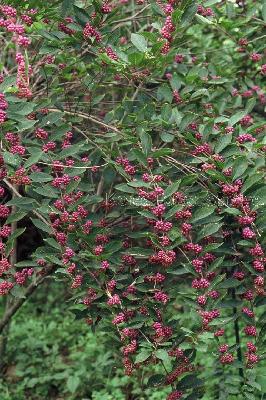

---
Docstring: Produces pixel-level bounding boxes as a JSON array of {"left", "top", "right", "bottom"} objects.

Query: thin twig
[
  {"left": 47, "top": 108, "right": 121, "bottom": 134},
  {"left": 92, "top": 175, "right": 105, "bottom": 213},
  {"left": 0, "top": 265, "right": 56, "bottom": 334},
  {"left": 111, "top": 4, "right": 150, "bottom": 25},
  {"left": 37, "top": 161, "right": 107, "bottom": 170},
  {"left": 3, "top": 179, "right": 50, "bottom": 226}
]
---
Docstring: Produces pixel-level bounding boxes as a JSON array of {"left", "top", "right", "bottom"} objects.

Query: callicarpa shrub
[{"left": 0, "top": 0, "right": 265, "bottom": 398}]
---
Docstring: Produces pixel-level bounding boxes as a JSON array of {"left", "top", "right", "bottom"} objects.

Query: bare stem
[{"left": 0, "top": 265, "right": 56, "bottom": 334}]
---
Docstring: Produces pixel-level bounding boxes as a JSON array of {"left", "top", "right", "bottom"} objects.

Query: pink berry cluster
[
  {"left": 197, "top": 5, "right": 215, "bottom": 17},
  {"left": 158, "top": 1, "right": 178, "bottom": 54},
  {"left": 16, "top": 52, "right": 32, "bottom": 98},
  {"left": 58, "top": 17, "right": 76, "bottom": 35},
  {"left": 0, "top": 93, "right": 8, "bottom": 124},
  {"left": 0, "top": 4, "right": 33, "bottom": 48},
  {"left": 0, "top": 109, "right": 35, "bottom": 295},
  {"left": 0, "top": 4, "right": 33, "bottom": 97},
  {"left": 83, "top": 22, "right": 102, "bottom": 42}
]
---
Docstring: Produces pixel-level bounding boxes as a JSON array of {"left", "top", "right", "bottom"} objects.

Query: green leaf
[
  {"left": 251, "top": 187, "right": 266, "bottom": 208},
  {"left": 215, "top": 134, "right": 232, "bottom": 153},
  {"left": 180, "top": 114, "right": 196, "bottom": 131},
  {"left": 30, "top": 172, "right": 52, "bottom": 183},
  {"left": 6, "top": 197, "right": 37, "bottom": 207},
  {"left": 232, "top": 158, "right": 248, "bottom": 180},
  {"left": 245, "top": 98, "right": 256, "bottom": 114},
  {"left": 147, "top": 374, "right": 165, "bottom": 387},
  {"left": 262, "top": 1, "right": 266, "bottom": 22},
  {"left": 73, "top": 5, "right": 90, "bottom": 26},
  {"left": 135, "top": 350, "right": 152, "bottom": 363},
  {"left": 155, "top": 349, "right": 170, "bottom": 362},
  {"left": 219, "top": 299, "right": 242, "bottom": 308},
  {"left": 217, "top": 279, "right": 242, "bottom": 289},
  {"left": 43, "top": 254, "right": 62, "bottom": 266},
  {"left": 115, "top": 183, "right": 135, "bottom": 193},
  {"left": 168, "top": 227, "right": 181, "bottom": 241},
  {"left": 161, "top": 104, "right": 172, "bottom": 121},
  {"left": 131, "top": 198, "right": 153, "bottom": 207},
  {"left": 8, "top": 102, "right": 35, "bottom": 117},
  {"left": 168, "top": 267, "right": 187, "bottom": 275},
  {"left": 44, "top": 238, "right": 61, "bottom": 250},
  {"left": 165, "top": 204, "right": 182, "bottom": 219},
  {"left": 204, "top": 243, "right": 223, "bottom": 252},
  {"left": 257, "top": 375, "right": 266, "bottom": 392},
  {"left": 229, "top": 111, "right": 247, "bottom": 126},
  {"left": 172, "top": 8, "right": 182, "bottom": 23},
  {"left": 160, "top": 132, "right": 174, "bottom": 143},
  {"left": 8, "top": 227, "right": 26, "bottom": 242},
  {"left": 10, "top": 286, "right": 26, "bottom": 299},
  {"left": 18, "top": 119, "right": 37, "bottom": 131},
  {"left": 197, "top": 223, "right": 223, "bottom": 240},
  {"left": 131, "top": 149, "right": 147, "bottom": 166},
  {"left": 85, "top": 195, "right": 103, "bottom": 204},
  {"left": 3, "top": 151, "right": 21, "bottom": 167},
  {"left": 242, "top": 174, "right": 264, "bottom": 192},
  {"left": 62, "top": 0, "right": 74, "bottom": 16},
  {"left": 177, "top": 374, "right": 203, "bottom": 389},
  {"left": 151, "top": 148, "right": 173, "bottom": 158},
  {"left": 226, "top": 2, "right": 235, "bottom": 17},
  {"left": 224, "top": 208, "right": 241, "bottom": 216},
  {"left": 209, "top": 316, "right": 235, "bottom": 327},
  {"left": 59, "top": 143, "right": 84, "bottom": 158},
  {"left": 24, "top": 149, "right": 43, "bottom": 168},
  {"left": 31, "top": 218, "right": 52, "bottom": 234},
  {"left": 215, "top": 116, "right": 229, "bottom": 123},
  {"left": 33, "top": 186, "right": 58, "bottom": 198},
  {"left": 181, "top": 3, "right": 198, "bottom": 25},
  {"left": 6, "top": 211, "right": 27, "bottom": 224},
  {"left": 67, "top": 375, "right": 80, "bottom": 394},
  {"left": 151, "top": 2, "right": 165, "bottom": 16},
  {"left": 128, "top": 52, "right": 144, "bottom": 65},
  {"left": 190, "top": 88, "right": 209, "bottom": 99},
  {"left": 139, "top": 131, "right": 152, "bottom": 156},
  {"left": 162, "top": 180, "right": 181, "bottom": 200},
  {"left": 243, "top": 392, "right": 255, "bottom": 400},
  {"left": 5, "top": 228, "right": 26, "bottom": 256},
  {"left": 38, "top": 30, "right": 60, "bottom": 41},
  {"left": 190, "top": 205, "right": 216, "bottom": 223},
  {"left": 128, "top": 180, "right": 150, "bottom": 188},
  {"left": 127, "top": 247, "right": 152, "bottom": 257},
  {"left": 157, "top": 85, "right": 173, "bottom": 103},
  {"left": 195, "top": 14, "right": 214, "bottom": 25},
  {"left": 16, "top": 260, "right": 38, "bottom": 268},
  {"left": 105, "top": 241, "right": 123, "bottom": 253},
  {"left": 131, "top": 33, "right": 148, "bottom": 52},
  {"left": 172, "top": 108, "right": 182, "bottom": 126},
  {"left": 0, "top": 76, "right": 16, "bottom": 91},
  {"left": 39, "top": 111, "right": 63, "bottom": 127},
  {"left": 205, "top": 0, "right": 220, "bottom": 5}
]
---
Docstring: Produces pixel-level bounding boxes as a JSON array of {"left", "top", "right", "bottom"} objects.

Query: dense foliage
[
  {"left": 0, "top": 0, "right": 265, "bottom": 398},
  {"left": 0, "top": 282, "right": 171, "bottom": 400}
]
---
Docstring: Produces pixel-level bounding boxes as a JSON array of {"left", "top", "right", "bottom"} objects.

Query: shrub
[{"left": 0, "top": 0, "right": 265, "bottom": 398}]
